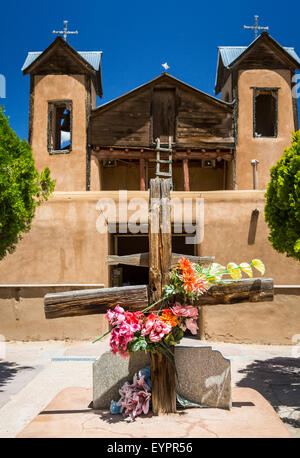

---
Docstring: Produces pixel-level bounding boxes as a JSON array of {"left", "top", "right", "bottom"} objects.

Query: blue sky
[{"left": 1, "top": 0, "right": 299, "bottom": 140}]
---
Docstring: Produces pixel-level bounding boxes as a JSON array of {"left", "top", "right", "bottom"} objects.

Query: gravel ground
[{"left": 0, "top": 338, "right": 299, "bottom": 438}]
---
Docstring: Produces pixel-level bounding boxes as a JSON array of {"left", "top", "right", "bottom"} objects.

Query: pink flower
[
  {"left": 109, "top": 322, "right": 135, "bottom": 358},
  {"left": 106, "top": 305, "right": 126, "bottom": 326},
  {"left": 185, "top": 318, "right": 199, "bottom": 335},
  {"left": 118, "top": 373, "right": 151, "bottom": 420},
  {"left": 171, "top": 303, "right": 198, "bottom": 318},
  {"left": 141, "top": 313, "right": 172, "bottom": 342}
]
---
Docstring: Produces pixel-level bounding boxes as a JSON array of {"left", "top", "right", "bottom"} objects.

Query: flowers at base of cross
[
  {"left": 93, "top": 256, "right": 265, "bottom": 418},
  {"left": 118, "top": 371, "right": 151, "bottom": 420}
]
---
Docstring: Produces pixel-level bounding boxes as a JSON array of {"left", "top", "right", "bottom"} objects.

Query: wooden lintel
[
  {"left": 92, "top": 150, "right": 233, "bottom": 161},
  {"left": 106, "top": 252, "right": 214, "bottom": 267}
]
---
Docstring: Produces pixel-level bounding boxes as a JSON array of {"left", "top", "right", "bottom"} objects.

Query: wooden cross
[
  {"left": 53, "top": 20, "right": 78, "bottom": 42},
  {"left": 44, "top": 178, "right": 274, "bottom": 414},
  {"left": 244, "top": 15, "right": 269, "bottom": 40}
]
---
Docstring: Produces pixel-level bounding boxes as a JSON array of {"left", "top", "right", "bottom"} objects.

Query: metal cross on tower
[
  {"left": 53, "top": 20, "right": 78, "bottom": 41},
  {"left": 244, "top": 15, "right": 269, "bottom": 39}
]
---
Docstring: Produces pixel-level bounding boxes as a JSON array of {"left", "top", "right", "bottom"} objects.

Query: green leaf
[{"left": 294, "top": 239, "right": 300, "bottom": 253}]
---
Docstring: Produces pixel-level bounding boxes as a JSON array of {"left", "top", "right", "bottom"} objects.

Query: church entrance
[{"left": 110, "top": 233, "right": 196, "bottom": 287}]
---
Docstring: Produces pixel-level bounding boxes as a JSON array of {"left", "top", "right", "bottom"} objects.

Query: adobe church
[
  {"left": 0, "top": 23, "right": 299, "bottom": 343},
  {"left": 21, "top": 30, "right": 299, "bottom": 193}
]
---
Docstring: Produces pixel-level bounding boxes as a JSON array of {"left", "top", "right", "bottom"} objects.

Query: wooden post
[
  {"left": 149, "top": 178, "right": 176, "bottom": 414},
  {"left": 149, "top": 178, "right": 161, "bottom": 302},
  {"left": 140, "top": 158, "right": 146, "bottom": 191},
  {"left": 183, "top": 159, "right": 190, "bottom": 191}
]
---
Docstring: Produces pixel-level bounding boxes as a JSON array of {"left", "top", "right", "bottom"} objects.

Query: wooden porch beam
[{"left": 92, "top": 150, "right": 233, "bottom": 161}]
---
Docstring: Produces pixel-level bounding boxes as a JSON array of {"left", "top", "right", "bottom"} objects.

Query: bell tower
[
  {"left": 22, "top": 36, "right": 103, "bottom": 191},
  {"left": 215, "top": 32, "right": 300, "bottom": 190}
]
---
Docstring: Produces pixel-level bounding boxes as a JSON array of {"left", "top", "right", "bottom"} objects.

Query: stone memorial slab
[
  {"left": 93, "top": 351, "right": 149, "bottom": 409},
  {"left": 93, "top": 345, "right": 231, "bottom": 410},
  {"left": 175, "top": 345, "right": 231, "bottom": 409}
]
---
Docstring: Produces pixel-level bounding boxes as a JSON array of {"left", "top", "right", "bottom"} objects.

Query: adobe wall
[
  {"left": 0, "top": 190, "right": 299, "bottom": 343},
  {"left": 236, "top": 69, "right": 294, "bottom": 190}
]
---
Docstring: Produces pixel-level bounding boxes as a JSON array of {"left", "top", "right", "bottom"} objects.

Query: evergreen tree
[{"left": 0, "top": 107, "right": 55, "bottom": 259}]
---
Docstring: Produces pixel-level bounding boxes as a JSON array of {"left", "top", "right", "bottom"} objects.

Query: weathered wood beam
[
  {"left": 149, "top": 177, "right": 176, "bottom": 414},
  {"left": 192, "top": 278, "right": 274, "bottom": 306},
  {"left": 107, "top": 253, "right": 150, "bottom": 267},
  {"left": 91, "top": 149, "right": 233, "bottom": 161},
  {"left": 149, "top": 178, "right": 161, "bottom": 302},
  {"left": 106, "top": 253, "right": 215, "bottom": 267},
  {"left": 160, "top": 179, "right": 172, "bottom": 290},
  {"left": 44, "top": 285, "right": 149, "bottom": 319}
]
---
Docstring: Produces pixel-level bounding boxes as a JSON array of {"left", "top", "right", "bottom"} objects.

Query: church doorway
[{"left": 110, "top": 233, "right": 196, "bottom": 287}]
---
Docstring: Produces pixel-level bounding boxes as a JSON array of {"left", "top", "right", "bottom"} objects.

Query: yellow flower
[
  {"left": 252, "top": 259, "right": 265, "bottom": 275},
  {"left": 239, "top": 262, "right": 253, "bottom": 278},
  {"left": 227, "top": 262, "right": 242, "bottom": 280}
]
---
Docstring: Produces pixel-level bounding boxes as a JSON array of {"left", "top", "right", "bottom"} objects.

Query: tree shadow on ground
[
  {"left": 237, "top": 357, "right": 300, "bottom": 428},
  {"left": 0, "top": 360, "right": 34, "bottom": 392}
]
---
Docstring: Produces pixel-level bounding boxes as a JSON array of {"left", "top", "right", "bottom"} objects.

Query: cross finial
[
  {"left": 244, "top": 15, "right": 269, "bottom": 40},
  {"left": 162, "top": 62, "right": 170, "bottom": 72},
  {"left": 53, "top": 20, "right": 78, "bottom": 42}
]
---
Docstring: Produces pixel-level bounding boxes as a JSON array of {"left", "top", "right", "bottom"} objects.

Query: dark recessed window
[
  {"left": 253, "top": 89, "right": 278, "bottom": 138},
  {"left": 48, "top": 101, "right": 72, "bottom": 153}
]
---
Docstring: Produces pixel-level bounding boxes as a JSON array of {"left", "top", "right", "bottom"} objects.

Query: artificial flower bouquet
[{"left": 93, "top": 256, "right": 265, "bottom": 418}]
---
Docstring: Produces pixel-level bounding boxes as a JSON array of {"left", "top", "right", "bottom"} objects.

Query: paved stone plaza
[{"left": 0, "top": 338, "right": 299, "bottom": 438}]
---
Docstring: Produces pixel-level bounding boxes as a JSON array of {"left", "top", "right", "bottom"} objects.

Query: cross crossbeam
[
  {"left": 53, "top": 20, "right": 78, "bottom": 41},
  {"left": 244, "top": 15, "right": 269, "bottom": 39}
]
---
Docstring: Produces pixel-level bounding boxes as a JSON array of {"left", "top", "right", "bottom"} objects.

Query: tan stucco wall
[
  {"left": 202, "top": 294, "right": 300, "bottom": 345},
  {"left": 236, "top": 69, "right": 294, "bottom": 190},
  {"left": 0, "top": 286, "right": 108, "bottom": 341},
  {"left": 31, "top": 75, "right": 88, "bottom": 191},
  {"left": 0, "top": 190, "right": 299, "bottom": 342}
]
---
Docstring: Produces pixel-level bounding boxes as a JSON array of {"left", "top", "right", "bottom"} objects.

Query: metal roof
[
  {"left": 21, "top": 50, "right": 102, "bottom": 71},
  {"left": 218, "top": 46, "right": 300, "bottom": 67}
]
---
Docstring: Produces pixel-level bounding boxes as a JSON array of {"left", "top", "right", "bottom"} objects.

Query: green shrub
[
  {"left": 0, "top": 107, "right": 55, "bottom": 259},
  {"left": 265, "top": 131, "right": 300, "bottom": 261}
]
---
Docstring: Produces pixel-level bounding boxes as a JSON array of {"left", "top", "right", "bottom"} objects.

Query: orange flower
[
  {"left": 178, "top": 257, "right": 194, "bottom": 275},
  {"left": 160, "top": 309, "right": 179, "bottom": 327}
]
